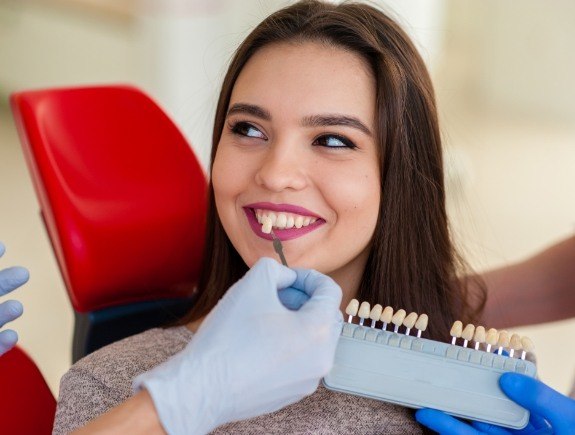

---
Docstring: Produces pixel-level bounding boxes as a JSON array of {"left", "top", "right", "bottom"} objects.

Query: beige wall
[{"left": 0, "top": 0, "right": 573, "bottom": 400}]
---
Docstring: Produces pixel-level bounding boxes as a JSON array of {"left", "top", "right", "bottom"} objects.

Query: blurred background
[{"left": 0, "top": 0, "right": 574, "bottom": 399}]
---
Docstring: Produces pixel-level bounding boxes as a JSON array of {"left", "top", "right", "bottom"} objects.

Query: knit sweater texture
[{"left": 53, "top": 326, "right": 423, "bottom": 434}]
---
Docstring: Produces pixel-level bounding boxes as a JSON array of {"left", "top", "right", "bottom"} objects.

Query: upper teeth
[{"left": 255, "top": 209, "right": 317, "bottom": 230}]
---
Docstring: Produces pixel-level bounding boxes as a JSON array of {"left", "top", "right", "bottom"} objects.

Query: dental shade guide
[
  {"left": 261, "top": 216, "right": 288, "bottom": 267},
  {"left": 324, "top": 305, "right": 537, "bottom": 430}
]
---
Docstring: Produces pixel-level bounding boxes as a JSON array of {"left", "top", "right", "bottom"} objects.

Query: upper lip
[{"left": 244, "top": 202, "right": 323, "bottom": 219}]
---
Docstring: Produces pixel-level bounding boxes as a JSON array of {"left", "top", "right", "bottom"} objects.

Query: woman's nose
[{"left": 254, "top": 142, "right": 308, "bottom": 192}]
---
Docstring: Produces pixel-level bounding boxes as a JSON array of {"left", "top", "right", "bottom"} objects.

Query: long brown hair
[{"left": 181, "top": 0, "right": 485, "bottom": 341}]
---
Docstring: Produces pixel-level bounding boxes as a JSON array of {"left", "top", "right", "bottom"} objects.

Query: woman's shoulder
[{"left": 69, "top": 325, "right": 193, "bottom": 389}]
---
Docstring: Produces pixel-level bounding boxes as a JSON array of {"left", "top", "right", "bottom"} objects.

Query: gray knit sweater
[{"left": 53, "top": 326, "right": 423, "bottom": 434}]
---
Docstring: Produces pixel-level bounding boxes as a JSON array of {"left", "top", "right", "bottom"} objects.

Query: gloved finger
[
  {"left": 0, "top": 300, "right": 24, "bottom": 328},
  {"left": 229, "top": 257, "right": 296, "bottom": 304},
  {"left": 415, "top": 409, "right": 479, "bottom": 435},
  {"left": 0, "top": 329, "right": 18, "bottom": 356},
  {"left": 277, "top": 287, "right": 310, "bottom": 310},
  {"left": 0, "top": 266, "right": 30, "bottom": 296},
  {"left": 471, "top": 420, "right": 512, "bottom": 434},
  {"left": 292, "top": 269, "right": 342, "bottom": 315},
  {"left": 500, "top": 373, "right": 574, "bottom": 430}
]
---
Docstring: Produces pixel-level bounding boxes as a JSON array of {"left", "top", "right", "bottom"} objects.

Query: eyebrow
[{"left": 227, "top": 102, "right": 373, "bottom": 136}]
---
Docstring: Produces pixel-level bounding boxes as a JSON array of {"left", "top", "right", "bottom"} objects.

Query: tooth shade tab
[
  {"left": 486, "top": 328, "right": 499, "bottom": 345},
  {"left": 254, "top": 209, "right": 318, "bottom": 230},
  {"left": 369, "top": 304, "right": 383, "bottom": 328},
  {"left": 380, "top": 306, "right": 394, "bottom": 324},
  {"left": 485, "top": 328, "right": 499, "bottom": 353},
  {"left": 473, "top": 326, "right": 486, "bottom": 350},
  {"left": 369, "top": 304, "right": 383, "bottom": 320},
  {"left": 521, "top": 336, "right": 535, "bottom": 352},
  {"left": 497, "top": 330, "right": 510, "bottom": 355},
  {"left": 261, "top": 216, "right": 273, "bottom": 234},
  {"left": 345, "top": 299, "right": 359, "bottom": 323},
  {"left": 403, "top": 312, "right": 418, "bottom": 329},
  {"left": 415, "top": 314, "right": 428, "bottom": 338},
  {"left": 450, "top": 320, "right": 463, "bottom": 345},
  {"left": 520, "top": 336, "right": 535, "bottom": 360},
  {"left": 462, "top": 324, "right": 475, "bottom": 341},
  {"left": 391, "top": 309, "right": 406, "bottom": 333},
  {"left": 358, "top": 301, "right": 371, "bottom": 318},
  {"left": 509, "top": 334, "right": 522, "bottom": 358}
]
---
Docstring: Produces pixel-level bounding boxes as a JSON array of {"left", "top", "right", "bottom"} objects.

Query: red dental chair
[
  {"left": 10, "top": 85, "right": 208, "bottom": 362},
  {"left": 0, "top": 346, "right": 57, "bottom": 434}
]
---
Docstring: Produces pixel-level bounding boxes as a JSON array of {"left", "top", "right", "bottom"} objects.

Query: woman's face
[{"left": 212, "top": 41, "right": 380, "bottom": 300}]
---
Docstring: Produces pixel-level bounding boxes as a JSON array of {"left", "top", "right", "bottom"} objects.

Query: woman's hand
[
  {"left": 415, "top": 373, "right": 574, "bottom": 434},
  {"left": 134, "top": 257, "right": 343, "bottom": 435}
]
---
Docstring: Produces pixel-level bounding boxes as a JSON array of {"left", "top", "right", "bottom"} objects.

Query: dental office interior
[{"left": 1, "top": 0, "right": 574, "bottom": 400}]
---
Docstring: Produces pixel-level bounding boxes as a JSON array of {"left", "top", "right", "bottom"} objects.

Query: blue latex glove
[
  {"left": 134, "top": 257, "right": 343, "bottom": 435},
  {"left": 0, "top": 242, "right": 29, "bottom": 356},
  {"left": 278, "top": 285, "right": 310, "bottom": 310},
  {"left": 415, "top": 372, "right": 575, "bottom": 434}
]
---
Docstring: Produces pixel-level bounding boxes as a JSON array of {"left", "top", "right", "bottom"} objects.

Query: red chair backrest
[
  {"left": 0, "top": 346, "right": 56, "bottom": 434},
  {"left": 10, "top": 85, "right": 207, "bottom": 312}
]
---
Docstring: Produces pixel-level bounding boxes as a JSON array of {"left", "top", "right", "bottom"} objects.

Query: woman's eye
[
  {"left": 230, "top": 122, "right": 267, "bottom": 140},
  {"left": 313, "top": 134, "right": 357, "bottom": 149}
]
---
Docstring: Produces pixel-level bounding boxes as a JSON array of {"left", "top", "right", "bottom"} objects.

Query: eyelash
[{"left": 228, "top": 121, "right": 358, "bottom": 150}]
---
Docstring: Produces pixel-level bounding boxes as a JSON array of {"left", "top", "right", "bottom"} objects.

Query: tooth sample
[
  {"left": 295, "top": 216, "right": 304, "bottom": 229},
  {"left": 276, "top": 213, "right": 287, "bottom": 229},
  {"left": 345, "top": 299, "right": 359, "bottom": 323},
  {"left": 473, "top": 326, "right": 486, "bottom": 350},
  {"left": 497, "top": 330, "right": 510, "bottom": 356},
  {"left": 261, "top": 216, "right": 273, "bottom": 234},
  {"left": 485, "top": 328, "right": 499, "bottom": 353},
  {"left": 450, "top": 321, "right": 463, "bottom": 345},
  {"left": 520, "top": 336, "right": 534, "bottom": 360},
  {"left": 461, "top": 324, "right": 475, "bottom": 348},
  {"left": 403, "top": 312, "right": 418, "bottom": 336},
  {"left": 414, "top": 314, "right": 428, "bottom": 338},
  {"left": 358, "top": 301, "right": 371, "bottom": 326},
  {"left": 509, "top": 333, "right": 522, "bottom": 358},
  {"left": 369, "top": 304, "right": 383, "bottom": 328},
  {"left": 380, "top": 306, "right": 393, "bottom": 330},
  {"left": 391, "top": 309, "right": 406, "bottom": 333}
]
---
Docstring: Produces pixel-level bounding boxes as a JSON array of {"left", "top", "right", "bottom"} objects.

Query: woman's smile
[{"left": 243, "top": 202, "right": 326, "bottom": 241}]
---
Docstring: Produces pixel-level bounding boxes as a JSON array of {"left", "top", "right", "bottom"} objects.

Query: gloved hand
[
  {"left": 134, "top": 257, "right": 343, "bottom": 435},
  {"left": 0, "top": 242, "right": 29, "bottom": 356},
  {"left": 415, "top": 372, "right": 574, "bottom": 434}
]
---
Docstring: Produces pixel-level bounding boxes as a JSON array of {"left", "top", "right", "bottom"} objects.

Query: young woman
[{"left": 53, "top": 1, "right": 485, "bottom": 433}]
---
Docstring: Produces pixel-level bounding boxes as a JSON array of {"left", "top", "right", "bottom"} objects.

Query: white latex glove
[{"left": 134, "top": 257, "right": 343, "bottom": 435}]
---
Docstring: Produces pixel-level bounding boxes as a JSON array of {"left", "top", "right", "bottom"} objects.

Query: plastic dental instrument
[
  {"left": 324, "top": 299, "right": 538, "bottom": 430},
  {"left": 261, "top": 216, "right": 288, "bottom": 267}
]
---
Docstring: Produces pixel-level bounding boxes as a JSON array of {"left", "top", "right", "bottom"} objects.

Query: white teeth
[
  {"left": 254, "top": 209, "right": 319, "bottom": 230},
  {"left": 276, "top": 213, "right": 287, "bottom": 229},
  {"left": 295, "top": 216, "right": 304, "bottom": 228}
]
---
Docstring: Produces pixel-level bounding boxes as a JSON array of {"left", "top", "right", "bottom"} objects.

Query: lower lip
[{"left": 243, "top": 208, "right": 325, "bottom": 241}]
